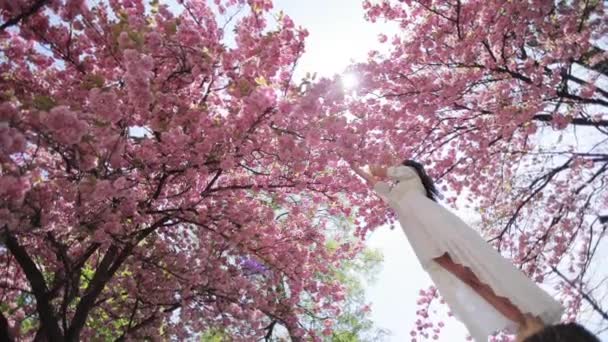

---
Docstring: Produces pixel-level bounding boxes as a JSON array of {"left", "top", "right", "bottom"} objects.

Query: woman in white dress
[{"left": 350, "top": 160, "right": 564, "bottom": 342}]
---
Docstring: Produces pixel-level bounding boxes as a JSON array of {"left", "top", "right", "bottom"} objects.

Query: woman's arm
[
  {"left": 350, "top": 164, "right": 378, "bottom": 186},
  {"left": 369, "top": 165, "right": 388, "bottom": 178}
]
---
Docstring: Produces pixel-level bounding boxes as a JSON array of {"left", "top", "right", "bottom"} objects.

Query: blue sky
[{"left": 273, "top": 0, "right": 389, "bottom": 77}]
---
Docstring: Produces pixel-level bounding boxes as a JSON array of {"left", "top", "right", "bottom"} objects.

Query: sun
[{"left": 341, "top": 72, "right": 359, "bottom": 90}]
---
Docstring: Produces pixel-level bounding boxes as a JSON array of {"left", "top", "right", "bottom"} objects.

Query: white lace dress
[{"left": 374, "top": 165, "right": 564, "bottom": 341}]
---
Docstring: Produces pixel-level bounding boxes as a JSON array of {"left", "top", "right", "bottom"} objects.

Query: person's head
[
  {"left": 402, "top": 160, "right": 440, "bottom": 202},
  {"left": 523, "top": 323, "right": 600, "bottom": 342}
]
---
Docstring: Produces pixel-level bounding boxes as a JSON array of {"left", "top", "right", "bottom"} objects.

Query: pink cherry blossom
[{"left": 0, "top": 0, "right": 360, "bottom": 340}]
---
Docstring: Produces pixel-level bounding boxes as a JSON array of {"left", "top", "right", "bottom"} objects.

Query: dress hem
[{"left": 424, "top": 249, "right": 564, "bottom": 337}]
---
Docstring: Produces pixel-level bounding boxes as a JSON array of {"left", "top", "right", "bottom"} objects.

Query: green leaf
[
  {"left": 150, "top": 0, "right": 159, "bottom": 14},
  {"left": 32, "top": 95, "right": 56, "bottom": 111},
  {"left": 83, "top": 74, "right": 105, "bottom": 90},
  {"left": 128, "top": 31, "right": 145, "bottom": 48},
  {"left": 20, "top": 317, "right": 36, "bottom": 334},
  {"left": 200, "top": 328, "right": 228, "bottom": 342},
  {"left": 166, "top": 20, "right": 178, "bottom": 35}
]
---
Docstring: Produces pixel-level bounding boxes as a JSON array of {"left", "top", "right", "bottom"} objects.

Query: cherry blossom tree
[
  {"left": 298, "top": 217, "right": 388, "bottom": 342},
  {"left": 0, "top": 0, "right": 385, "bottom": 340},
  {"left": 348, "top": 0, "right": 608, "bottom": 339}
]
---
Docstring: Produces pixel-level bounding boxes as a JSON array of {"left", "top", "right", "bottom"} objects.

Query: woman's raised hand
[{"left": 369, "top": 165, "right": 388, "bottom": 178}]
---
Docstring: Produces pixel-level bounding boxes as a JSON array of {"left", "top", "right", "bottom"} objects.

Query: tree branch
[
  {"left": 533, "top": 114, "right": 608, "bottom": 128},
  {"left": 0, "top": 309, "right": 14, "bottom": 342},
  {"left": 264, "top": 320, "right": 277, "bottom": 341},
  {"left": 551, "top": 266, "right": 608, "bottom": 321},
  {"left": 0, "top": 0, "right": 50, "bottom": 32},
  {"left": 65, "top": 244, "right": 118, "bottom": 341},
  {"left": 2, "top": 227, "right": 63, "bottom": 340},
  {"left": 115, "top": 302, "right": 181, "bottom": 341},
  {"left": 65, "top": 217, "right": 171, "bottom": 340},
  {"left": 577, "top": 45, "right": 608, "bottom": 77}
]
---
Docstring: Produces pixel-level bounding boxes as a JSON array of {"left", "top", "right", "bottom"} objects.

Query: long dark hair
[
  {"left": 523, "top": 323, "right": 600, "bottom": 342},
  {"left": 402, "top": 160, "right": 441, "bottom": 202}
]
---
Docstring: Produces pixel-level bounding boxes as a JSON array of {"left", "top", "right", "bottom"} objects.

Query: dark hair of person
[
  {"left": 402, "top": 160, "right": 441, "bottom": 202},
  {"left": 523, "top": 323, "right": 600, "bottom": 342}
]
